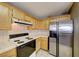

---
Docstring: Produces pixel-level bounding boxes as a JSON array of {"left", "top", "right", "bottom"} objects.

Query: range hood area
[{"left": 12, "top": 18, "right": 32, "bottom": 25}]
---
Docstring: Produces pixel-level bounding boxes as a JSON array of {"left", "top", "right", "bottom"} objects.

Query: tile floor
[{"left": 36, "top": 49, "right": 54, "bottom": 57}]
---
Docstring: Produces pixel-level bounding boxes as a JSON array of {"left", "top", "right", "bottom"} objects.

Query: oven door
[{"left": 17, "top": 40, "right": 35, "bottom": 57}]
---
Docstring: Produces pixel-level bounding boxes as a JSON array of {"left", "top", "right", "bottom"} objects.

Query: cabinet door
[
  {"left": 35, "top": 20, "right": 40, "bottom": 30},
  {"left": 36, "top": 38, "right": 41, "bottom": 52},
  {"left": 13, "top": 8, "right": 24, "bottom": 20},
  {"left": 40, "top": 21, "right": 45, "bottom": 30},
  {"left": 36, "top": 37, "right": 48, "bottom": 52},
  {"left": 24, "top": 15, "right": 33, "bottom": 23},
  {"left": 0, "top": 5, "right": 11, "bottom": 30},
  {"left": 0, "top": 48, "right": 16, "bottom": 57},
  {"left": 50, "top": 15, "right": 71, "bottom": 22},
  {"left": 35, "top": 18, "right": 50, "bottom": 30},
  {"left": 40, "top": 37, "right": 48, "bottom": 51},
  {"left": 42, "top": 18, "right": 50, "bottom": 30},
  {"left": 26, "top": 17, "right": 37, "bottom": 30}
]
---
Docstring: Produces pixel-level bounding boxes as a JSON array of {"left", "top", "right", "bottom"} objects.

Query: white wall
[
  {"left": 70, "top": 3, "right": 79, "bottom": 57},
  {"left": 0, "top": 30, "right": 9, "bottom": 47}
]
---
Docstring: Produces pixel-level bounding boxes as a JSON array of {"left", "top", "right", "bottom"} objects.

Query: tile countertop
[{"left": 0, "top": 35, "right": 48, "bottom": 55}]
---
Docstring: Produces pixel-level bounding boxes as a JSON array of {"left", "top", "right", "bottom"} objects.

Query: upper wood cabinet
[
  {"left": 50, "top": 15, "right": 71, "bottom": 22},
  {"left": 24, "top": 15, "right": 34, "bottom": 23},
  {"left": 35, "top": 20, "right": 41, "bottom": 30},
  {"left": 25, "top": 16, "right": 37, "bottom": 30},
  {"left": 13, "top": 8, "right": 25, "bottom": 20},
  {"left": 35, "top": 18, "right": 50, "bottom": 30},
  {"left": 0, "top": 4, "right": 12, "bottom": 30},
  {"left": 41, "top": 18, "right": 50, "bottom": 30}
]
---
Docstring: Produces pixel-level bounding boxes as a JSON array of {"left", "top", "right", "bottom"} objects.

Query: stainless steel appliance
[{"left": 49, "top": 20, "right": 73, "bottom": 57}]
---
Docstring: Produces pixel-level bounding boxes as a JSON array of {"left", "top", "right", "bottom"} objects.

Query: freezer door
[
  {"left": 49, "top": 22, "right": 57, "bottom": 56},
  {"left": 59, "top": 20, "right": 73, "bottom": 57}
]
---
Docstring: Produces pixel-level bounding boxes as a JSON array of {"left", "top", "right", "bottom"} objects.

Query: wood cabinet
[
  {"left": 40, "top": 37, "right": 48, "bottom": 51},
  {"left": 25, "top": 17, "right": 50, "bottom": 30},
  {"left": 13, "top": 8, "right": 25, "bottom": 20},
  {"left": 41, "top": 18, "right": 50, "bottom": 30},
  {"left": 35, "top": 18, "right": 50, "bottom": 30},
  {"left": 24, "top": 15, "right": 34, "bottom": 23},
  {"left": 36, "top": 38, "right": 41, "bottom": 52},
  {"left": 0, "top": 5, "right": 12, "bottom": 30},
  {"left": 35, "top": 20, "right": 41, "bottom": 30},
  {"left": 26, "top": 18, "right": 37, "bottom": 30},
  {"left": 50, "top": 14, "right": 71, "bottom": 22},
  {"left": 36, "top": 37, "right": 48, "bottom": 52},
  {"left": 0, "top": 48, "right": 16, "bottom": 57}
]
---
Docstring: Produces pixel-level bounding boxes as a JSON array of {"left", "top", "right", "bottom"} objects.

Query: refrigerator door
[{"left": 59, "top": 20, "right": 73, "bottom": 57}]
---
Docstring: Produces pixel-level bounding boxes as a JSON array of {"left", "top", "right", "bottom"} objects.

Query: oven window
[{"left": 17, "top": 40, "right": 35, "bottom": 57}]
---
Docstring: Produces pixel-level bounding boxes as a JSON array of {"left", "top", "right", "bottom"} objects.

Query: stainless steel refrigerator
[{"left": 48, "top": 20, "right": 73, "bottom": 57}]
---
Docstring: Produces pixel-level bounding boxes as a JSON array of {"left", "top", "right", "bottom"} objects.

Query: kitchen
[{"left": 0, "top": 2, "right": 79, "bottom": 57}]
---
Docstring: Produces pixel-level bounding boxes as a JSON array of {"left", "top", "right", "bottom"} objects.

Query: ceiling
[{"left": 9, "top": 2, "right": 73, "bottom": 19}]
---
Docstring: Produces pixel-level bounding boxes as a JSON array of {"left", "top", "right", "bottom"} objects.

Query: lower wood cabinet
[
  {"left": 36, "top": 38, "right": 41, "bottom": 52},
  {"left": 0, "top": 48, "right": 16, "bottom": 57},
  {"left": 36, "top": 37, "right": 48, "bottom": 52},
  {"left": 40, "top": 37, "right": 48, "bottom": 51}
]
